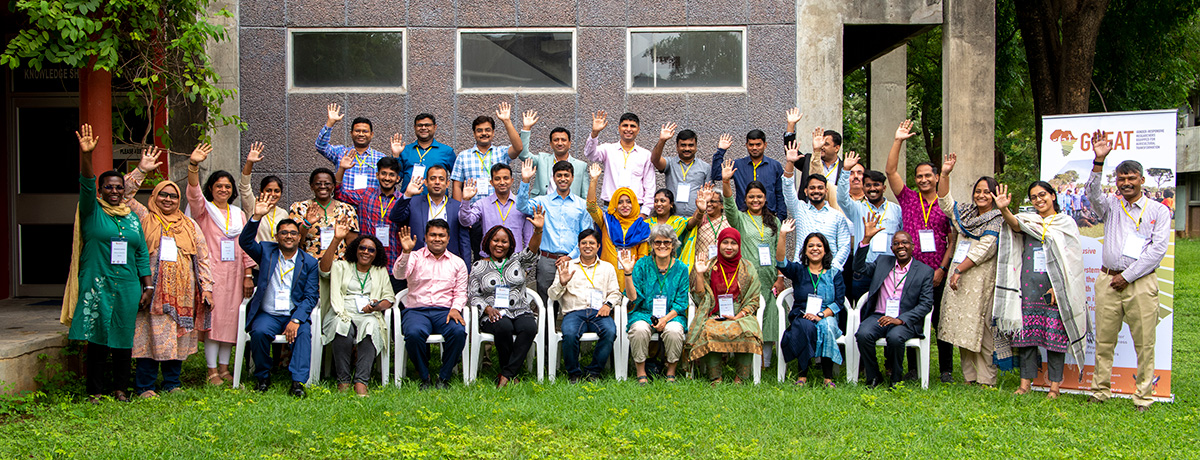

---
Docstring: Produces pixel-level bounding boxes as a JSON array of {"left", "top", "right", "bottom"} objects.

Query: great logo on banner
[{"left": 1038, "top": 109, "right": 1175, "bottom": 402}]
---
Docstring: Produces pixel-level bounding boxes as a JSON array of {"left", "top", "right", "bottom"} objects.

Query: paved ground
[{"left": 0, "top": 298, "right": 68, "bottom": 393}]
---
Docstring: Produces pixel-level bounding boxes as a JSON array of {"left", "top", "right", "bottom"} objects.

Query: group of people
[{"left": 64, "top": 103, "right": 1169, "bottom": 410}]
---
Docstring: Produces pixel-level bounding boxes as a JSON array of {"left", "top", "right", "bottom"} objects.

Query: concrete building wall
[{"left": 237, "top": 1, "right": 797, "bottom": 204}]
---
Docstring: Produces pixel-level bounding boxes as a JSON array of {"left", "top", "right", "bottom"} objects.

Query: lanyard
[
  {"left": 719, "top": 262, "right": 736, "bottom": 294},
  {"left": 355, "top": 269, "right": 370, "bottom": 293},
  {"left": 752, "top": 161, "right": 761, "bottom": 181},
  {"left": 809, "top": 268, "right": 823, "bottom": 293},
  {"left": 352, "top": 151, "right": 366, "bottom": 168},
  {"left": 495, "top": 198, "right": 513, "bottom": 222},
  {"left": 378, "top": 193, "right": 396, "bottom": 221},
  {"left": 314, "top": 199, "right": 330, "bottom": 220},
  {"left": 217, "top": 203, "right": 231, "bottom": 233},
  {"left": 109, "top": 214, "right": 125, "bottom": 237},
  {"left": 266, "top": 208, "right": 277, "bottom": 239},
  {"left": 656, "top": 259, "right": 674, "bottom": 298},
  {"left": 890, "top": 265, "right": 909, "bottom": 289},
  {"left": 277, "top": 255, "right": 295, "bottom": 283},
  {"left": 490, "top": 257, "right": 509, "bottom": 277},
  {"left": 748, "top": 213, "right": 765, "bottom": 239},
  {"left": 579, "top": 261, "right": 599, "bottom": 288},
  {"left": 475, "top": 147, "right": 492, "bottom": 172},
  {"left": 1120, "top": 198, "right": 1147, "bottom": 231},
  {"left": 416, "top": 145, "right": 432, "bottom": 163},
  {"left": 428, "top": 195, "right": 447, "bottom": 218},
  {"left": 706, "top": 215, "right": 723, "bottom": 242},
  {"left": 153, "top": 213, "right": 172, "bottom": 235},
  {"left": 621, "top": 146, "right": 635, "bottom": 168},
  {"left": 919, "top": 193, "right": 935, "bottom": 226},
  {"left": 1040, "top": 214, "right": 1056, "bottom": 242},
  {"left": 680, "top": 160, "right": 694, "bottom": 179}
]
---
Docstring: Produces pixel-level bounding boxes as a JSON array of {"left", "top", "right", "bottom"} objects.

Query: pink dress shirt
[
  {"left": 393, "top": 247, "right": 468, "bottom": 312},
  {"left": 583, "top": 136, "right": 655, "bottom": 214}
]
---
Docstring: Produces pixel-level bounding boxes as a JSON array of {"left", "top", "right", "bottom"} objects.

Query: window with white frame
[
  {"left": 628, "top": 28, "right": 746, "bottom": 91},
  {"left": 458, "top": 29, "right": 575, "bottom": 91},
  {"left": 289, "top": 28, "right": 406, "bottom": 91}
]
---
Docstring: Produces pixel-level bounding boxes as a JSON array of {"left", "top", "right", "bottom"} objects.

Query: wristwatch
[
  {"left": 816, "top": 311, "right": 825, "bottom": 319},
  {"left": 290, "top": 319, "right": 300, "bottom": 324}
]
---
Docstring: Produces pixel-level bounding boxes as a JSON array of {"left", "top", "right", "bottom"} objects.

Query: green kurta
[
  {"left": 722, "top": 195, "right": 779, "bottom": 340},
  {"left": 68, "top": 175, "right": 151, "bottom": 349}
]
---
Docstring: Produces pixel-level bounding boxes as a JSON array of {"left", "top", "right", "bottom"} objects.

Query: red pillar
[{"left": 78, "top": 62, "right": 112, "bottom": 176}]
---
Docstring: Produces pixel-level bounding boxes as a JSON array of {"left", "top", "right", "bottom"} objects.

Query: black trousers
[
  {"left": 856, "top": 314, "right": 920, "bottom": 385},
  {"left": 480, "top": 314, "right": 538, "bottom": 379},
  {"left": 85, "top": 343, "right": 132, "bottom": 395}
]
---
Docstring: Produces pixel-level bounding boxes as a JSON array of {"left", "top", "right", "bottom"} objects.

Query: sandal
[
  {"left": 824, "top": 380, "right": 836, "bottom": 389},
  {"left": 794, "top": 377, "right": 807, "bottom": 386},
  {"left": 665, "top": 375, "right": 677, "bottom": 383},
  {"left": 113, "top": 390, "right": 130, "bottom": 402},
  {"left": 636, "top": 376, "right": 649, "bottom": 386},
  {"left": 1047, "top": 389, "right": 1060, "bottom": 400},
  {"left": 138, "top": 390, "right": 159, "bottom": 399},
  {"left": 1013, "top": 387, "right": 1031, "bottom": 395},
  {"left": 206, "top": 369, "right": 224, "bottom": 386}
]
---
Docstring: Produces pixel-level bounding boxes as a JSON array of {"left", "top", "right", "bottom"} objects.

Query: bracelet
[
  {"left": 1092, "top": 160, "right": 1105, "bottom": 166},
  {"left": 143, "top": 286, "right": 155, "bottom": 291},
  {"left": 245, "top": 274, "right": 254, "bottom": 278}
]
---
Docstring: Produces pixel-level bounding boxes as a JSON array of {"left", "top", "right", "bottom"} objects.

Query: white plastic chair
[
  {"left": 846, "top": 295, "right": 933, "bottom": 388},
  {"left": 232, "top": 297, "right": 324, "bottom": 388},
  {"left": 319, "top": 308, "right": 393, "bottom": 386},
  {"left": 774, "top": 287, "right": 858, "bottom": 383},
  {"left": 467, "top": 288, "right": 544, "bottom": 384},
  {"left": 618, "top": 297, "right": 696, "bottom": 381},
  {"left": 545, "top": 298, "right": 624, "bottom": 382},
  {"left": 392, "top": 289, "right": 472, "bottom": 387}
]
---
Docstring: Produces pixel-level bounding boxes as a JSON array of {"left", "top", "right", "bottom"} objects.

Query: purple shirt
[
  {"left": 458, "top": 193, "right": 534, "bottom": 258},
  {"left": 896, "top": 187, "right": 951, "bottom": 269},
  {"left": 874, "top": 259, "right": 912, "bottom": 315}
]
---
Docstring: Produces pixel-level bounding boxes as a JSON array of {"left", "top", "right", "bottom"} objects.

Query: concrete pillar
[
  {"left": 942, "top": 0, "right": 995, "bottom": 199},
  {"left": 200, "top": 0, "right": 240, "bottom": 181},
  {"left": 796, "top": 0, "right": 844, "bottom": 133},
  {"left": 868, "top": 46, "right": 906, "bottom": 200}
]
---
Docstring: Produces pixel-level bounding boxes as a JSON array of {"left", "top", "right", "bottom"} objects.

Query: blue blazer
[
  {"left": 239, "top": 219, "right": 320, "bottom": 327},
  {"left": 389, "top": 194, "right": 472, "bottom": 263}
]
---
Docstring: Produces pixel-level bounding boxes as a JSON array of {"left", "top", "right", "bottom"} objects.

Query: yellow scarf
[{"left": 60, "top": 183, "right": 133, "bottom": 325}]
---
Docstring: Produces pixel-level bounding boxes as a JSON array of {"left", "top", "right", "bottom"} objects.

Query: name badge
[
  {"left": 375, "top": 225, "right": 390, "bottom": 247},
  {"left": 1032, "top": 247, "right": 1047, "bottom": 273},
  {"left": 952, "top": 240, "right": 972, "bottom": 264},
  {"left": 220, "top": 239, "right": 236, "bottom": 262},
  {"left": 589, "top": 289, "right": 604, "bottom": 310},
  {"left": 758, "top": 244, "right": 772, "bottom": 266},
  {"left": 159, "top": 236, "right": 178, "bottom": 262},
  {"left": 320, "top": 227, "right": 334, "bottom": 250},
  {"left": 354, "top": 295, "right": 371, "bottom": 313},
  {"left": 652, "top": 295, "right": 668, "bottom": 317},
  {"left": 274, "top": 290, "right": 291, "bottom": 314},
  {"left": 1121, "top": 234, "right": 1146, "bottom": 260},
  {"left": 717, "top": 294, "right": 735, "bottom": 317},
  {"left": 110, "top": 238, "right": 128, "bottom": 265},
  {"left": 870, "top": 233, "right": 890, "bottom": 253},
  {"left": 885, "top": 298, "right": 901, "bottom": 318},
  {"left": 918, "top": 229, "right": 937, "bottom": 253},
  {"left": 411, "top": 165, "right": 426, "bottom": 183},
  {"left": 675, "top": 184, "right": 691, "bottom": 203},
  {"left": 805, "top": 294, "right": 823, "bottom": 316},
  {"left": 707, "top": 245, "right": 718, "bottom": 260},
  {"left": 353, "top": 174, "right": 368, "bottom": 190},
  {"left": 494, "top": 286, "right": 510, "bottom": 311}
]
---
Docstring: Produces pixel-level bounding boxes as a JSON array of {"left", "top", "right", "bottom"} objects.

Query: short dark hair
[
  {"left": 802, "top": 232, "right": 833, "bottom": 270},
  {"left": 351, "top": 117, "right": 373, "bottom": 132},
  {"left": 259, "top": 175, "right": 284, "bottom": 193},
  {"left": 482, "top": 226, "right": 516, "bottom": 261},
  {"left": 1028, "top": 181, "right": 1061, "bottom": 213},
  {"left": 578, "top": 228, "right": 599, "bottom": 244},
  {"left": 676, "top": 129, "right": 697, "bottom": 143},
  {"left": 553, "top": 160, "right": 574, "bottom": 175},
  {"left": 426, "top": 218, "right": 450, "bottom": 234},
  {"left": 863, "top": 170, "right": 886, "bottom": 185},
  {"left": 490, "top": 163, "right": 512, "bottom": 178},
  {"left": 344, "top": 234, "right": 387, "bottom": 267},
  {"left": 414, "top": 113, "right": 436, "bottom": 125},
  {"left": 97, "top": 171, "right": 124, "bottom": 193},
  {"left": 550, "top": 127, "right": 571, "bottom": 141},
  {"left": 823, "top": 130, "right": 842, "bottom": 147},
  {"left": 746, "top": 129, "right": 766, "bottom": 142},
  {"left": 618, "top": 113, "right": 640, "bottom": 125},
  {"left": 203, "top": 170, "right": 239, "bottom": 204},
  {"left": 472, "top": 116, "right": 494, "bottom": 131},
  {"left": 1115, "top": 160, "right": 1144, "bottom": 177},
  {"left": 276, "top": 218, "right": 300, "bottom": 234},
  {"left": 654, "top": 188, "right": 677, "bottom": 216},
  {"left": 915, "top": 162, "right": 939, "bottom": 175},
  {"left": 805, "top": 173, "right": 828, "bottom": 188},
  {"left": 309, "top": 167, "right": 336, "bottom": 185},
  {"left": 426, "top": 164, "right": 447, "bottom": 178},
  {"left": 377, "top": 157, "right": 401, "bottom": 175}
]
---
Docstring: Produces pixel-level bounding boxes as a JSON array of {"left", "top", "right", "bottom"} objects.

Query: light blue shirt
[
  {"left": 262, "top": 251, "right": 297, "bottom": 317},
  {"left": 836, "top": 173, "right": 903, "bottom": 263},
  {"left": 515, "top": 181, "right": 592, "bottom": 258},
  {"left": 783, "top": 175, "right": 852, "bottom": 267}
]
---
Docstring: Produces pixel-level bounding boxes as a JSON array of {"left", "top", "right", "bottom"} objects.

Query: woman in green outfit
[
  {"left": 719, "top": 158, "right": 780, "bottom": 369},
  {"left": 618, "top": 224, "right": 689, "bottom": 384},
  {"left": 62, "top": 124, "right": 153, "bottom": 402}
]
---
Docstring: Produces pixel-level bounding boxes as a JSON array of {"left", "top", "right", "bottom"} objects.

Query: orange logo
[{"left": 1050, "top": 129, "right": 1078, "bottom": 156}]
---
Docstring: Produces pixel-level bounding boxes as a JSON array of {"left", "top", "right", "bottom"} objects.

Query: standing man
[
  {"left": 317, "top": 103, "right": 389, "bottom": 191},
  {"left": 782, "top": 109, "right": 844, "bottom": 200},
  {"left": 515, "top": 111, "right": 588, "bottom": 199},
  {"left": 516, "top": 159, "right": 595, "bottom": 306},
  {"left": 458, "top": 163, "right": 533, "bottom": 258},
  {"left": 394, "top": 221, "right": 469, "bottom": 389},
  {"left": 839, "top": 152, "right": 903, "bottom": 301},
  {"left": 781, "top": 142, "right": 852, "bottom": 268},
  {"left": 390, "top": 166, "right": 472, "bottom": 264},
  {"left": 396, "top": 113, "right": 456, "bottom": 193},
  {"left": 584, "top": 110, "right": 655, "bottom": 214},
  {"left": 649, "top": 123, "right": 717, "bottom": 217},
  {"left": 335, "top": 155, "right": 404, "bottom": 283},
  {"left": 885, "top": 119, "right": 957, "bottom": 383},
  {"left": 711, "top": 129, "right": 788, "bottom": 220},
  {"left": 1087, "top": 131, "right": 1171, "bottom": 411},
  {"left": 450, "top": 102, "right": 528, "bottom": 257}
]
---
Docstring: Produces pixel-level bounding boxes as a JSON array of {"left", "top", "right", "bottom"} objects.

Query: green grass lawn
[{"left": 3, "top": 240, "right": 1198, "bottom": 459}]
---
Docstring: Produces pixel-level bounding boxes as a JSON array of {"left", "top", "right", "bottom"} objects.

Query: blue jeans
[
  {"left": 134, "top": 358, "right": 182, "bottom": 393},
  {"left": 401, "top": 307, "right": 467, "bottom": 383},
  {"left": 560, "top": 309, "right": 616, "bottom": 378},
  {"left": 248, "top": 313, "right": 311, "bottom": 383}
]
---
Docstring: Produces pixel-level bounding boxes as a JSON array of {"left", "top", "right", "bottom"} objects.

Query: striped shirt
[
  {"left": 783, "top": 175, "right": 853, "bottom": 267},
  {"left": 315, "top": 126, "right": 388, "bottom": 191},
  {"left": 836, "top": 173, "right": 903, "bottom": 263}
]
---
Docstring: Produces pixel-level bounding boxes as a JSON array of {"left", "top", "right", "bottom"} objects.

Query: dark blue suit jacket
[
  {"left": 239, "top": 219, "right": 320, "bottom": 327},
  {"left": 389, "top": 194, "right": 472, "bottom": 263},
  {"left": 853, "top": 245, "right": 934, "bottom": 332}
]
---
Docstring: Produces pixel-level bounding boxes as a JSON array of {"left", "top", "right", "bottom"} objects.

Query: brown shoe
[
  {"left": 337, "top": 383, "right": 351, "bottom": 392},
  {"left": 138, "top": 390, "right": 159, "bottom": 399},
  {"left": 113, "top": 390, "right": 130, "bottom": 402},
  {"left": 1135, "top": 405, "right": 1150, "bottom": 412},
  {"left": 206, "top": 368, "right": 224, "bottom": 386},
  {"left": 217, "top": 364, "right": 233, "bottom": 382},
  {"left": 354, "top": 382, "right": 368, "bottom": 397}
]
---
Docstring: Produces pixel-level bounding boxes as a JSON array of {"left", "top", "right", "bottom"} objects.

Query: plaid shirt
[
  {"left": 449, "top": 144, "right": 512, "bottom": 206},
  {"left": 316, "top": 125, "right": 388, "bottom": 191},
  {"left": 336, "top": 184, "right": 402, "bottom": 271}
]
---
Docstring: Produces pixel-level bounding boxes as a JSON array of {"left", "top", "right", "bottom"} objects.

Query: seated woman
[
  {"left": 320, "top": 220, "right": 395, "bottom": 396},
  {"left": 618, "top": 224, "right": 689, "bottom": 385},
  {"left": 685, "top": 227, "right": 763, "bottom": 384},
  {"left": 587, "top": 163, "right": 649, "bottom": 286},
  {"left": 776, "top": 219, "right": 845, "bottom": 387},
  {"left": 468, "top": 208, "right": 545, "bottom": 388}
]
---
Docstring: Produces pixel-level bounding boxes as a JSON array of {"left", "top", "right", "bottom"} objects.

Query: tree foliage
[{"left": 1090, "top": 0, "right": 1200, "bottom": 115}]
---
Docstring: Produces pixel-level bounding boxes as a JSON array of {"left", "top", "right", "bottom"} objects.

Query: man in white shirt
[{"left": 548, "top": 229, "right": 622, "bottom": 382}]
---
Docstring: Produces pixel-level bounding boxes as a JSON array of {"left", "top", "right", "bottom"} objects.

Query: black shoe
[
  {"left": 255, "top": 379, "right": 270, "bottom": 393},
  {"left": 436, "top": 379, "right": 450, "bottom": 390},
  {"left": 902, "top": 370, "right": 918, "bottom": 382},
  {"left": 585, "top": 374, "right": 600, "bottom": 382},
  {"left": 418, "top": 379, "right": 433, "bottom": 391},
  {"left": 940, "top": 372, "right": 954, "bottom": 383},
  {"left": 289, "top": 381, "right": 306, "bottom": 398},
  {"left": 568, "top": 375, "right": 582, "bottom": 384}
]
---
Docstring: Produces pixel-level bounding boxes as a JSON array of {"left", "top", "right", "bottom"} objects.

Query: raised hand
[
  {"left": 942, "top": 152, "right": 957, "bottom": 175},
  {"left": 556, "top": 258, "right": 574, "bottom": 285},
  {"left": 398, "top": 226, "right": 416, "bottom": 253},
  {"left": 138, "top": 147, "right": 163, "bottom": 173},
  {"left": 693, "top": 257, "right": 710, "bottom": 275},
  {"left": 339, "top": 151, "right": 356, "bottom": 171},
  {"left": 189, "top": 143, "right": 213, "bottom": 165},
  {"left": 717, "top": 133, "right": 733, "bottom": 150},
  {"left": 695, "top": 183, "right": 713, "bottom": 213},
  {"left": 780, "top": 218, "right": 796, "bottom": 235},
  {"left": 390, "top": 133, "right": 404, "bottom": 156},
  {"left": 333, "top": 217, "right": 351, "bottom": 240},
  {"left": 721, "top": 158, "right": 736, "bottom": 181},
  {"left": 786, "top": 107, "right": 803, "bottom": 126},
  {"left": 527, "top": 205, "right": 545, "bottom": 229},
  {"left": 521, "top": 158, "right": 536, "bottom": 183},
  {"left": 993, "top": 183, "right": 1012, "bottom": 209},
  {"left": 406, "top": 177, "right": 426, "bottom": 198},
  {"left": 863, "top": 212, "right": 883, "bottom": 240},
  {"left": 843, "top": 151, "right": 860, "bottom": 171},
  {"left": 785, "top": 140, "right": 801, "bottom": 164},
  {"left": 253, "top": 192, "right": 277, "bottom": 218},
  {"left": 246, "top": 142, "right": 266, "bottom": 164},
  {"left": 812, "top": 127, "right": 825, "bottom": 154},
  {"left": 495, "top": 101, "right": 513, "bottom": 122},
  {"left": 461, "top": 178, "right": 478, "bottom": 202},
  {"left": 327, "top": 103, "right": 344, "bottom": 127},
  {"left": 617, "top": 249, "right": 635, "bottom": 273},
  {"left": 659, "top": 122, "right": 677, "bottom": 142},
  {"left": 588, "top": 162, "right": 602, "bottom": 180},
  {"left": 591, "top": 110, "right": 608, "bottom": 135},
  {"left": 522, "top": 110, "right": 539, "bottom": 131},
  {"left": 1092, "top": 129, "right": 1111, "bottom": 161},
  {"left": 76, "top": 123, "right": 98, "bottom": 153},
  {"left": 895, "top": 119, "right": 916, "bottom": 141},
  {"left": 305, "top": 203, "right": 323, "bottom": 226}
]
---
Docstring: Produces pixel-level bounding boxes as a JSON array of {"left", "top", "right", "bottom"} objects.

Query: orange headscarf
[{"left": 143, "top": 181, "right": 199, "bottom": 255}]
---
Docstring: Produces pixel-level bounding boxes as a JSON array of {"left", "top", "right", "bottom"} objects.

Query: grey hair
[
  {"left": 1114, "top": 160, "right": 1143, "bottom": 177},
  {"left": 649, "top": 223, "right": 680, "bottom": 251}
]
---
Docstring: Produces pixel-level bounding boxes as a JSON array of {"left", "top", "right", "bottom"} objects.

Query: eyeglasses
[
  {"left": 415, "top": 123, "right": 435, "bottom": 128},
  {"left": 1030, "top": 191, "right": 1052, "bottom": 200},
  {"left": 277, "top": 230, "right": 300, "bottom": 237},
  {"left": 157, "top": 191, "right": 180, "bottom": 199},
  {"left": 359, "top": 247, "right": 377, "bottom": 254},
  {"left": 652, "top": 240, "right": 673, "bottom": 247},
  {"left": 102, "top": 184, "right": 125, "bottom": 191}
]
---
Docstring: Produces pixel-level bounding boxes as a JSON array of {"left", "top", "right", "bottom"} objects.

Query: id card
[
  {"left": 1032, "top": 247, "right": 1047, "bottom": 273},
  {"left": 707, "top": 245, "right": 718, "bottom": 260},
  {"left": 354, "top": 295, "right": 371, "bottom": 313},
  {"left": 411, "top": 164, "right": 427, "bottom": 183},
  {"left": 159, "top": 236, "right": 178, "bottom": 262},
  {"left": 1121, "top": 234, "right": 1146, "bottom": 260},
  {"left": 589, "top": 289, "right": 604, "bottom": 310},
  {"left": 805, "top": 295, "right": 823, "bottom": 316},
  {"left": 758, "top": 245, "right": 772, "bottom": 265},
  {"left": 870, "top": 233, "right": 890, "bottom": 253},
  {"left": 952, "top": 240, "right": 972, "bottom": 264},
  {"left": 320, "top": 227, "right": 334, "bottom": 250},
  {"left": 675, "top": 184, "right": 691, "bottom": 203},
  {"left": 652, "top": 295, "right": 668, "bottom": 317},
  {"left": 110, "top": 238, "right": 128, "bottom": 265},
  {"left": 918, "top": 229, "right": 936, "bottom": 253},
  {"left": 220, "top": 239, "right": 236, "bottom": 262},
  {"left": 717, "top": 294, "right": 735, "bottom": 317},
  {"left": 353, "top": 174, "right": 368, "bottom": 190},
  {"left": 494, "top": 286, "right": 510, "bottom": 310},
  {"left": 375, "top": 225, "right": 390, "bottom": 247},
  {"left": 274, "top": 290, "right": 291, "bottom": 314},
  {"left": 885, "top": 298, "right": 901, "bottom": 318}
]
